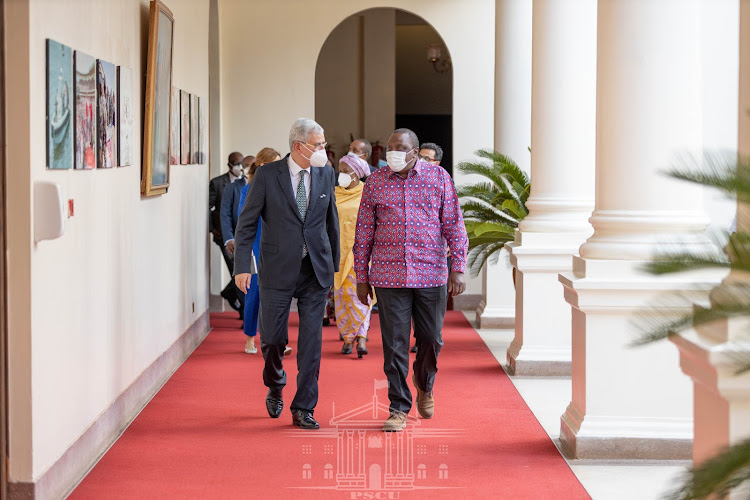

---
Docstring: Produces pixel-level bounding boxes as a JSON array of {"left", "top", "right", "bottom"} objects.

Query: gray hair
[{"left": 289, "top": 118, "right": 324, "bottom": 151}]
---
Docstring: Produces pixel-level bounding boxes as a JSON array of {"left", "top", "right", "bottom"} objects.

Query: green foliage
[
  {"left": 635, "top": 152, "right": 750, "bottom": 499},
  {"left": 668, "top": 438, "right": 750, "bottom": 500},
  {"left": 457, "top": 149, "right": 530, "bottom": 276}
]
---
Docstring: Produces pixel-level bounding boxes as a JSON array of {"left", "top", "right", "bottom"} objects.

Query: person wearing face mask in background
[
  {"left": 209, "top": 151, "right": 246, "bottom": 315},
  {"left": 236, "top": 148, "right": 285, "bottom": 355},
  {"left": 353, "top": 128, "right": 468, "bottom": 432},
  {"left": 348, "top": 138, "right": 372, "bottom": 165},
  {"left": 334, "top": 154, "right": 374, "bottom": 358},
  {"left": 234, "top": 118, "right": 339, "bottom": 430},
  {"left": 219, "top": 154, "right": 255, "bottom": 325}
]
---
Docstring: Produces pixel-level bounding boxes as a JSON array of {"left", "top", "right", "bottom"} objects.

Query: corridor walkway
[{"left": 69, "top": 312, "right": 589, "bottom": 499}]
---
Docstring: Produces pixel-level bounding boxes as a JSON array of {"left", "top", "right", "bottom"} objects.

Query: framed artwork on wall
[
  {"left": 74, "top": 51, "right": 97, "bottom": 170},
  {"left": 180, "top": 89, "right": 189, "bottom": 164},
  {"left": 46, "top": 39, "right": 73, "bottom": 170},
  {"left": 117, "top": 66, "right": 134, "bottom": 167},
  {"left": 96, "top": 60, "right": 117, "bottom": 169},
  {"left": 141, "top": 0, "right": 174, "bottom": 196},
  {"left": 169, "top": 87, "right": 180, "bottom": 165},
  {"left": 199, "top": 97, "right": 208, "bottom": 164},
  {"left": 190, "top": 94, "right": 199, "bottom": 164}
]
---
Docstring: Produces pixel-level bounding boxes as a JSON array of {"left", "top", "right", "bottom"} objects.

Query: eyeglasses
[
  {"left": 299, "top": 141, "right": 327, "bottom": 151},
  {"left": 419, "top": 156, "right": 436, "bottom": 162}
]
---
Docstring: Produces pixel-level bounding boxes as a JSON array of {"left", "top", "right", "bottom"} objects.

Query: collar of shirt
[
  {"left": 386, "top": 158, "right": 425, "bottom": 179},
  {"left": 229, "top": 171, "right": 242, "bottom": 182},
  {"left": 288, "top": 155, "right": 311, "bottom": 201}
]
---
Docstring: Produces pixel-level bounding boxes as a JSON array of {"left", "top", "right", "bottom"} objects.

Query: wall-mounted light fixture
[{"left": 426, "top": 43, "right": 451, "bottom": 74}]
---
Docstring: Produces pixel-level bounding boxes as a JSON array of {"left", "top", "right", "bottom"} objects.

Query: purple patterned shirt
[{"left": 353, "top": 160, "right": 468, "bottom": 288}]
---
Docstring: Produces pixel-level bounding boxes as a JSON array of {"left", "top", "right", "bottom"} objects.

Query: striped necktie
[{"left": 296, "top": 170, "right": 308, "bottom": 257}]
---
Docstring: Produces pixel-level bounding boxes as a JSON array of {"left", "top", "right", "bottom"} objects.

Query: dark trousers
[
  {"left": 374, "top": 285, "right": 447, "bottom": 413},
  {"left": 259, "top": 256, "right": 328, "bottom": 412},
  {"left": 216, "top": 240, "right": 244, "bottom": 317}
]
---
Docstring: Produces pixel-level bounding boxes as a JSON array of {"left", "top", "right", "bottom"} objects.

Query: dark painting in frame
[
  {"left": 190, "top": 94, "right": 199, "bottom": 164},
  {"left": 96, "top": 59, "right": 117, "bottom": 169},
  {"left": 141, "top": 0, "right": 174, "bottom": 196},
  {"left": 180, "top": 89, "right": 189, "bottom": 165}
]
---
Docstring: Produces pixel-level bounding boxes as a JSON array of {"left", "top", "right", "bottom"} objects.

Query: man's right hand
[
  {"left": 235, "top": 273, "right": 252, "bottom": 294},
  {"left": 357, "top": 283, "right": 373, "bottom": 305},
  {"left": 226, "top": 240, "right": 235, "bottom": 254}
]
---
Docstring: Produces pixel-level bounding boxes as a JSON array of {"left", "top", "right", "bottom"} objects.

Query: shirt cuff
[
  {"left": 355, "top": 269, "right": 369, "bottom": 284},
  {"left": 224, "top": 239, "right": 235, "bottom": 246},
  {"left": 451, "top": 259, "right": 466, "bottom": 274}
]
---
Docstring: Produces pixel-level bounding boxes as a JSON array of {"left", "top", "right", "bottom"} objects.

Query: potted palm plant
[{"left": 457, "top": 149, "right": 530, "bottom": 276}]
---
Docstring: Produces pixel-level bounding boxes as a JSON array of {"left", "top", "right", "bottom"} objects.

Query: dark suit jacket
[
  {"left": 234, "top": 156, "right": 340, "bottom": 290},
  {"left": 220, "top": 177, "right": 247, "bottom": 243},
  {"left": 209, "top": 172, "right": 232, "bottom": 243}
]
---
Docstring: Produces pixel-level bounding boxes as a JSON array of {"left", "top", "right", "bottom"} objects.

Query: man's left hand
[{"left": 448, "top": 271, "right": 465, "bottom": 297}]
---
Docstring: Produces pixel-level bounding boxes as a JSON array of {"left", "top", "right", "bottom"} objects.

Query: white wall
[
  {"left": 700, "top": 0, "right": 739, "bottom": 230},
  {"left": 219, "top": 0, "right": 494, "bottom": 295},
  {"left": 7, "top": 0, "right": 210, "bottom": 481}
]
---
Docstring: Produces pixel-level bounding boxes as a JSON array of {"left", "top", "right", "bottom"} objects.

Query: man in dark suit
[
  {"left": 234, "top": 118, "right": 339, "bottom": 430},
  {"left": 209, "top": 151, "right": 245, "bottom": 312},
  {"left": 220, "top": 155, "right": 255, "bottom": 256}
]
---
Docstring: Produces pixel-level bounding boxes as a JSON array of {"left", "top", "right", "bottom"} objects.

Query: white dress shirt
[{"left": 288, "top": 156, "right": 311, "bottom": 206}]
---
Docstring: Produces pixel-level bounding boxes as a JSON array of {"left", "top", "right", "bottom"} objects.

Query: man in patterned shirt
[{"left": 354, "top": 128, "right": 468, "bottom": 432}]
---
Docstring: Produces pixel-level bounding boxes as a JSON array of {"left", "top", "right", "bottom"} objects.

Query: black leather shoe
[
  {"left": 266, "top": 390, "right": 283, "bottom": 418},
  {"left": 292, "top": 410, "right": 320, "bottom": 429}
]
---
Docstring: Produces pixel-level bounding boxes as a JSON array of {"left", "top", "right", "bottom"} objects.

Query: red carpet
[{"left": 69, "top": 311, "right": 590, "bottom": 499}]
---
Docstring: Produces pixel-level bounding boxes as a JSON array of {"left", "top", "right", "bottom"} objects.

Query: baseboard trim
[{"left": 9, "top": 311, "right": 211, "bottom": 500}]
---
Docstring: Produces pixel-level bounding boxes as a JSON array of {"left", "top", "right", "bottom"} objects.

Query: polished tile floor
[{"left": 471, "top": 314, "right": 688, "bottom": 500}]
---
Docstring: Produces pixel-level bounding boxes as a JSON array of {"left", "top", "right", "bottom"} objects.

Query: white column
[
  {"left": 503, "top": 0, "right": 597, "bottom": 375},
  {"left": 675, "top": 5, "right": 750, "bottom": 499},
  {"left": 477, "top": 0, "right": 532, "bottom": 329},
  {"left": 558, "top": 0, "right": 723, "bottom": 459}
]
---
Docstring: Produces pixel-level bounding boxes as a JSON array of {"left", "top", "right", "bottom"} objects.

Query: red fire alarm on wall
[{"left": 68, "top": 199, "right": 74, "bottom": 217}]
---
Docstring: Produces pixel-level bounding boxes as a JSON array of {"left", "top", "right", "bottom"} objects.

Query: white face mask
[
  {"left": 386, "top": 150, "right": 415, "bottom": 172},
  {"left": 347, "top": 151, "right": 365, "bottom": 159},
  {"left": 230, "top": 165, "right": 242, "bottom": 176},
  {"left": 301, "top": 143, "right": 329, "bottom": 168},
  {"left": 337, "top": 172, "right": 354, "bottom": 188}
]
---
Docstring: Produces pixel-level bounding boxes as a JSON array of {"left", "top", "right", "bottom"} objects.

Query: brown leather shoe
[
  {"left": 383, "top": 410, "right": 407, "bottom": 432},
  {"left": 412, "top": 372, "right": 434, "bottom": 419}
]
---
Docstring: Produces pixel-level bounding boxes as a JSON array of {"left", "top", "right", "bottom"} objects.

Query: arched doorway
[{"left": 315, "top": 8, "right": 453, "bottom": 175}]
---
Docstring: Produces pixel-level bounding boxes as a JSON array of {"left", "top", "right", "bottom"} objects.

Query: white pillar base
[
  {"left": 558, "top": 257, "right": 722, "bottom": 459},
  {"left": 672, "top": 318, "right": 750, "bottom": 469},
  {"left": 559, "top": 401, "right": 692, "bottom": 460},
  {"left": 504, "top": 232, "right": 589, "bottom": 376},
  {"left": 476, "top": 301, "right": 515, "bottom": 329},
  {"left": 475, "top": 258, "right": 516, "bottom": 329}
]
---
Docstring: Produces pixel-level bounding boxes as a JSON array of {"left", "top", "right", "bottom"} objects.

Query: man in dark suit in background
[
  {"left": 234, "top": 118, "right": 339, "bottom": 430},
  {"left": 220, "top": 155, "right": 255, "bottom": 256},
  {"left": 209, "top": 151, "right": 245, "bottom": 313}
]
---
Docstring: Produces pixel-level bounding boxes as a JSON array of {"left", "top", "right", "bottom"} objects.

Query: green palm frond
[
  {"left": 458, "top": 149, "right": 530, "bottom": 276},
  {"left": 668, "top": 439, "right": 750, "bottom": 500},
  {"left": 635, "top": 152, "right": 750, "bottom": 499}
]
